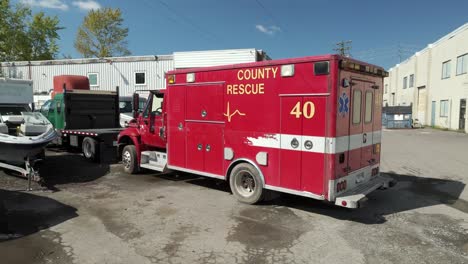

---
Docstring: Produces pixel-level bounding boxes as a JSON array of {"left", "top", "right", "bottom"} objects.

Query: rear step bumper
[{"left": 335, "top": 175, "right": 396, "bottom": 208}]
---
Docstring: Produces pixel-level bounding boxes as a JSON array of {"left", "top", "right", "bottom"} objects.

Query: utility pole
[{"left": 334, "top": 40, "right": 352, "bottom": 57}]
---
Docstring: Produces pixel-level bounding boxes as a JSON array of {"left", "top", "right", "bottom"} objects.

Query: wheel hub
[
  {"left": 235, "top": 170, "right": 256, "bottom": 197},
  {"left": 122, "top": 151, "right": 131, "bottom": 169}
]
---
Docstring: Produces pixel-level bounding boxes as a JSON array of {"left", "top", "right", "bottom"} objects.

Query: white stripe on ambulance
[{"left": 245, "top": 130, "right": 382, "bottom": 154}]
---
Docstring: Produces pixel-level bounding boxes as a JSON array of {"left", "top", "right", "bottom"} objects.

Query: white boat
[{"left": 0, "top": 78, "right": 57, "bottom": 183}]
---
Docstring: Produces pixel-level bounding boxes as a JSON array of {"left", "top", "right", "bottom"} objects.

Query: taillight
[
  {"left": 372, "top": 167, "right": 379, "bottom": 176},
  {"left": 374, "top": 143, "right": 381, "bottom": 154},
  {"left": 336, "top": 180, "right": 347, "bottom": 193}
]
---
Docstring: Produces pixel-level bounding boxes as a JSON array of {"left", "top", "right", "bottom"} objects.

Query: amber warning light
[
  {"left": 167, "top": 74, "right": 176, "bottom": 84},
  {"left": 340, "top": 60, "right": 389, "bottom": 77}
]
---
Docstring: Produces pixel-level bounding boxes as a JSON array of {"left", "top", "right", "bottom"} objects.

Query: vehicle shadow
[
  {"left": 0, "top": 189, "right": 78, "bottom": 242},
  {"left": 165, "top": 171, "right": 466, "bottom": 225},
  {"left": 39, "top": 152, "right": 110, "bottom": 190},
  {"left": 262, "top": 172, "right": 467, "bottom": 224}
]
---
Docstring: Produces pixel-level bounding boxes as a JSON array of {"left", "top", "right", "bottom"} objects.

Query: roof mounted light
[
  {"left": 167, "top": 74, "right": 175, "bottom": 84},
  {"left": 281, "top": 64, "right": 295, "bottom": 77},
  {"left": 186, "top": 73, "right": 195, "bottom": 83}
]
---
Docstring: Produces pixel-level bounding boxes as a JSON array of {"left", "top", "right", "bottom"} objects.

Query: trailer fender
[{"left": 226, "top": 158, "right": 265, "bottom": 188}]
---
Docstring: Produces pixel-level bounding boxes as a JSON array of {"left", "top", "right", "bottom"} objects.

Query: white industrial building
[
  {"left": 0, "top": 48, "right": 269, "bottom": 97},
  {"left": 383, "top": 23, "right": 468, "bottom": 132}
]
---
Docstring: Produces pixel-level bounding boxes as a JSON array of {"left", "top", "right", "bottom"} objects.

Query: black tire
[
  {"left": 122, "top": 145, "right": 139, "bottom": 174},
  {"left": 82, "top": 137, "right": 98, "bottom": 162},
  {"left": 229, "top": 163, "right": 264, "bottom": 204}
]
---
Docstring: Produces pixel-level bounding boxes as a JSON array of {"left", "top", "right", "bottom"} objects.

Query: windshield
[
  {"left": 0, "top": 105, "right": 31, "bottom": 116},
  {"left": 119, "top": 98, "right": 147, "bottom": 113},
  {"left": 21, "top": 112, "right": 51, "bottom": 125}
]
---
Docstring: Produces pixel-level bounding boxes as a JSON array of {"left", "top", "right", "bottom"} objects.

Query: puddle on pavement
[
  {"left": 0, "top": 229, "right": 72, "bottom": 264},
  {"left": 227, "top": 206, "right": 309, "bottom": 263},
  {"left": 342, "top": 212, "right": 468, "bottom": 263},
  {"left": 163, "top": 225, "right": 198, "bottom": 259}
]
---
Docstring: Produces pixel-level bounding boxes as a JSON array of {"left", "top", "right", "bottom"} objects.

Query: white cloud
[
  {"left": 255, "top": 24, "right": 281, "bottom": 36},
  {"left": 72, "top": 0, "right": 101, "bottom": 11},
  {"left": 21, "top": 0, "right": 69, "bottom": 10}
]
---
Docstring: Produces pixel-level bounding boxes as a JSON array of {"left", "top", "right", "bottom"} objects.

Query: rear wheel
[
  {"left": 82, "top": 137, "right": 98, "bottom": 162},
  {"left": 122, "top": 145, "right": 139, "bottom": 174},
  {"left": 229, "top": 163, "right": 264, "bottom": 204}
]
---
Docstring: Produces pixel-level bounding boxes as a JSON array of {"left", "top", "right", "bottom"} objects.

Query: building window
[
  {"left": 409, "top": 74, "right": 414, "bottom": 87},
  {"left": 352, "top": 90, "right": 362, "bottom": 124},
  {"left": 440, "top": 100, "right": 449, "bottom": 117},
  {"left": 442, "top": 60, "right": 451, "bottom": 79},
  {"left": 135, "top": 72, "right": 146, "bottom": 85},
  {"left": 88, "top": 73, "right": 98, "bottom": 86},
  {"left": 403, "top": 76, "right": 407, "bottom": 89},
  {"left": 384, "top": 84, "right": 388, "bottom": 94},
  {"left": 456, "top": 54, "right": 468, "bottom": 75}
]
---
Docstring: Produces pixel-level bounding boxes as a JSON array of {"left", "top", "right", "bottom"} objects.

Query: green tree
[
  {"left": 0, "top": 0, "right": 62, "bottom": 61},
  {"left": 74, "top": 7, "right": 130, "bottom": 58},
  {"left": 28, "top": 12, "right": 62, "bottom": 60}
]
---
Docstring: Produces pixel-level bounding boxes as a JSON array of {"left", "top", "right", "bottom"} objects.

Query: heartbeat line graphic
[{"left": 224, "top": 101, "right": 246, "bottom": 122}]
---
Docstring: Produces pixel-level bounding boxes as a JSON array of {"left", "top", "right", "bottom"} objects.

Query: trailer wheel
[
  {"left": 229, "top": 163, "right": 264, "bottom": 204},
  {"left": 82, "top": 137, "right": 98, "bottom": 162},
  {"left": 122, "top": 145, "right": 139, "bottom": 174}
]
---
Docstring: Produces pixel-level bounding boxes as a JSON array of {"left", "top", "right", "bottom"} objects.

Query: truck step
[
  {"left": 140, "top": 163, "right": 165, "bottom": 172},
  {"left": 140, "top": 150, "right": 168, "bottom": 172},
  {"left": 334, "top": 175, "right": 395, "bottom": 209}
]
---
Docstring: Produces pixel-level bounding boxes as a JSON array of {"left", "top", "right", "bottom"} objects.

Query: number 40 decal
[{"left": 290, "top": 101, "right": 315, "bottom": 119}]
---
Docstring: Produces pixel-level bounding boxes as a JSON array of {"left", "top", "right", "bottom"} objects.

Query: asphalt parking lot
[{"left": 1, "top": 128, "right": 468, "bottom": 264}]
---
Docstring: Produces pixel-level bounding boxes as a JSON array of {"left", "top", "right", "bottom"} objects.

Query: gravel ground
[{"left": 0, "top": 128, "right": 467, "bottom": 264}]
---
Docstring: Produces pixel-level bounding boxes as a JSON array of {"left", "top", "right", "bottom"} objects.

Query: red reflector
[{"left": 341, "top": 201, "right": 347, "bottom": 207}]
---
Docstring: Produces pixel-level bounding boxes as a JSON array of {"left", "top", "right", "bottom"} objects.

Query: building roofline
[
  {"left": 388, "top": 23, "right": 468, "bottom": 70},
  {"left": 1, "top": 54, "right": 173, "bottom": 67}
]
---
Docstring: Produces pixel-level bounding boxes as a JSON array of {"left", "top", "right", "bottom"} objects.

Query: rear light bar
[{"left": 340, "top": 60, "right": 389, "bottom": 77}]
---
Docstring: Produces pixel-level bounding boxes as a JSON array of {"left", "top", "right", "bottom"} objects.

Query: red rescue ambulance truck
[{"left": 118, "top": 54, "right": 395, "bottom": 208}]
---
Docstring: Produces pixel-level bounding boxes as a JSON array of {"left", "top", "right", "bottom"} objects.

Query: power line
[
  {"left": 140, "top": 0, "right": 221, "bottom": 44},
  {"left": 254, "top": 0, "right": 283, "bottom": 29},
  {"left": 156, "top": 0, "right": 220, "bottom": 42}
]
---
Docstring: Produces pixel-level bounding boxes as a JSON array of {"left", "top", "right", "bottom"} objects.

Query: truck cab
[{"left": 118, "top": 90, "right": 167, "bottom": 172}]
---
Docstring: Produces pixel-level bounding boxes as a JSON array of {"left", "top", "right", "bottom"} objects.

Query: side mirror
[{"left": 132, "top": 93, "right": 139, "bottom": 118}]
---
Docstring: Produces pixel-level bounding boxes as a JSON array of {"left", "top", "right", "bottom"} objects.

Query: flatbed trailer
[{"left": 41, "top": 79, "right": 122, "bottom": 162}]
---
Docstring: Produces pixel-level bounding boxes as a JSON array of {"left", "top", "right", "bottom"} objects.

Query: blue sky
[{"left": 14, "top": 0, "right": 468, "bottom": 69}]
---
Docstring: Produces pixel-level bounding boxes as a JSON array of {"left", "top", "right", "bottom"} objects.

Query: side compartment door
[
  {"left": 185, "top": 83, "right": 225, "bottom": 174},
  {"left": 279, "top": 96, "right": 327, "bottom": 194},
  {"left": 279, "top": 97, "right": 303, "bottom": 190},
  {"left": 185, "top": 122, "right": 205, "bottom": 172},
  {"left": 301, "top": 96, "right": 326, "bottom": 195},
  {"left": 167, "top": 85, "right": 186, "bottom": 168},
  {"left": 348, "top": 81, "right": 364, "bottom": 172},
  {"left": 362, "top": 86, "right": 375, "bottom": 167},
  {"left": 203, "top": 124, "right": 224, "bottom": 175}
]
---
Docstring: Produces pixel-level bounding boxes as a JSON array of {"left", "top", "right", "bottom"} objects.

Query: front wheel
[
  {"left": 229, "top": 163, "right": 264, "bottom": 204},
  {"left": 122, "top": 145, "right": 139, "bottom": 174}
]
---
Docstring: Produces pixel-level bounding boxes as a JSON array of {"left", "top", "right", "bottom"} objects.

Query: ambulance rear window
[
  {"left": 352, "top": 90, "right": 362, "bottom": 124},
  {"left": 314, "top": 61, "right": 329, "bottom": 75},
  {"left": 365, "top": 92, "right": 373, "bottom": 123}
]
